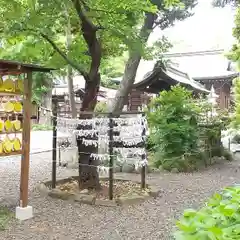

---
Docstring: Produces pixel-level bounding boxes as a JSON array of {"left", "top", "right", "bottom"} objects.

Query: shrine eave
[
  {"left": 194, "top": 72, "right": 238, "bottom": 82},
  {"left": 133, "top": 66, "right": 209, "bottom": 94}
]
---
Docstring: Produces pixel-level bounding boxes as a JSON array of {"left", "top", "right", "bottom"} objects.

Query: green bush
[
  {"left": 147, "top": 85, "right": 201, "bottom": 172},
  {"left": 174, "top": 185, "right": 240, "bottom": 240},
  {"left": 146, "top": 135, "right": 155, "bottom": 151}
]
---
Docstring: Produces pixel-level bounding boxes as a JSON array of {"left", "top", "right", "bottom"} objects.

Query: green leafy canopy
[
  {"left": 0, "top": 0, "right": 195, "bottom": 72},
  {"left": 0, "top": 0, "right": 156, "bottom": 68},
  {"left": 0, "top": 0, "right": 197, "bottom": 102},
  {"left": 0, "top": 0, "right": 159, "bottom": 100}
]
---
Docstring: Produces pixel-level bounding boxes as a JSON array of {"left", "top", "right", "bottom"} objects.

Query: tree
[
  {"left": 0, "top": 0, "right": 143, "bottom": 189},
  {"left": 100, "top": 54, "right": 127, "bottom": 89},
  {"left": 0, "top": 0, "right": 153, "bottom": 109},
  {"left": 109, "top": 0, "right": 198, "bottom": 112},
  {"left": 0, "top": 0, "right": 180, "bottom": 189},
  {"left": 65, "top": 7, "right": 77, "bottom": 118}
]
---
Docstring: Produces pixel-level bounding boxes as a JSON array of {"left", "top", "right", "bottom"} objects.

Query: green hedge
[{"left": 174, "top": 185, "right": 240, "bottom": 239}]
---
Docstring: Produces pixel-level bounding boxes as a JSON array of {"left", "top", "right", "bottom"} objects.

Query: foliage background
[{"left": 147, "top": 85, "right": 232, "bottom": 172}]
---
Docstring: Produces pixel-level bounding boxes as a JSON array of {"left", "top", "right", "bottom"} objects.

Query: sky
[
  {"left": 138, "top": 0, "right": 237, "bottom": 79},
  {"left": 149, "top": 0, "right": 236, "bottom": 52}
]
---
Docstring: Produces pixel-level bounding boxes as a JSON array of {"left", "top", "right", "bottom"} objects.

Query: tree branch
[
  {"left": 71, "top": 0, "right": 102, "bottom": 82},
  {"left": 72, "top": 0, "right": 98, "bottom": 31},
  {"left": 39, "top": 32, "right": 88, "bottom": 79},
  {"left": 79, "top": 0, "right": 90, "bottom": 11}
]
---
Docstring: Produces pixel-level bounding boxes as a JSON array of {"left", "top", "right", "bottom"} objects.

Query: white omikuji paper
[{"left": 56, "top": 116, "right": 148, "bottom": 171}]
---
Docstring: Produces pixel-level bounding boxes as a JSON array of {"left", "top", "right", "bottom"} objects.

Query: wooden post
[
  {"left": 20, "top": 72, "right": 32, "bottom": 208},
  {"left": 108, "top": 113, "right": 114, "bottom": 200},
  {"left": 52, "top": 99, "right": 57, "bottom": 188},
  {"left": 141, "top": 166, "right": 146, "bottom": 189}
]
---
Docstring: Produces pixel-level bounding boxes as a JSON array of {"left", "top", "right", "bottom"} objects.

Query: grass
[{"left": 0, "top": 207, "right": 13, "bottom": 231}]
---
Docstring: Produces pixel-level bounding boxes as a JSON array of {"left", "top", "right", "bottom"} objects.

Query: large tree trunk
[
  {"left": 40, "top": 1, "right": 102, "bottom": 189},
  {"left": 109, "top": 13, "right": 157, "bottom": 112},
  {"left": 77, "top": 74, "right": 101, "bottom": 189},
  {"left": 71, "top": 0, "right": 102, "bottom": 189}
]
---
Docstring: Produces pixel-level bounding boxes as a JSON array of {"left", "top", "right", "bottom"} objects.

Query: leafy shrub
[
  {"left": 147, "top": 85, "right": 201, "bottom": 171},
  {"left": 146, "top": 86, "right": 231, "bottom": 172},
  {"left": 174, "top": 185, "right": 240, "bottom": 240},
  {"left": 146, "top": 135, "right": 155, "bottom": 151}
]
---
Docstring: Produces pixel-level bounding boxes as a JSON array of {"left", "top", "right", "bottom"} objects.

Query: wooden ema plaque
[{"left": 0, "top": 60, "right": 54, "bottom": 211}]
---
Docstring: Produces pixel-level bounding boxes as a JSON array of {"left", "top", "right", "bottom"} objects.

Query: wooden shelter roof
[
  {"left": 0, "top": 59, "right": 55, "bottom": 74},
  {"left": 133, "top": 66, "right": 209, "bottom": 94}
]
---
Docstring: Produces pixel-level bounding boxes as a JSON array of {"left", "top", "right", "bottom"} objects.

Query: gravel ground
[{"left": 0, "top": 152, "right": 240, "bottom": 240}]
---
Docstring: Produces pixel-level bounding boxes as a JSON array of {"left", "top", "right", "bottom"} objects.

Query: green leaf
[
  {"left": 176, "top": 220, "right": 196, "bottom": 233},
  {"left": 174, "top": 186, "right": 240, "bottom": 240},
  {"left": 183, "top": 209, "right": 197, "bottom": 217}
]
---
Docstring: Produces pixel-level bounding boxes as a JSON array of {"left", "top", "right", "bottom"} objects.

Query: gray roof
[
  {"left": 134, "top": 65, "right": 209, "bottom": 93},
  {"left": 193, "top": 72, "right": 238, "bottom": 81},
  {"left": 134, "top": 55, "right": 239, "bottom": 84},
  {"left": 170, "top": 54, "right": 238, "bottom": 79},
  {"left": 164, "top": 66, "right": 209, "bottom": 92}
]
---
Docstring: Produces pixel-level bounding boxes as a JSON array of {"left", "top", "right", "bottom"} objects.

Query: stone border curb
[{"left": 36, "top": 177, "right": 161, "bottom": 207}]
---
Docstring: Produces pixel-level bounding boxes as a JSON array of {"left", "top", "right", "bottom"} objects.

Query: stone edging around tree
[{"left": 36, "top": 176, "right": 161, "bottom": 207}]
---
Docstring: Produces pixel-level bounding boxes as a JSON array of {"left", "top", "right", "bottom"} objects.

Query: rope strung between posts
[
  {"left": 55, "top": 115, "right": 148, "bottom": 167},
  {"left": 51, "top": 112, "right": 149, "bottom": 195}
]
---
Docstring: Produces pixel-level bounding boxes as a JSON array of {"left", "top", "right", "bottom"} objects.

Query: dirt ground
[{"left": 0, "top": 152, "right": 240, "bottom": 240}]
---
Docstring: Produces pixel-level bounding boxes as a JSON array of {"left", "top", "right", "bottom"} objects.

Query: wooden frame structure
[
  {"left": 52, "top": 109, "right": 147, "bottom": 200},
  {"left": 0, "top": 60, "right": 54, "bottom": 212}
]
